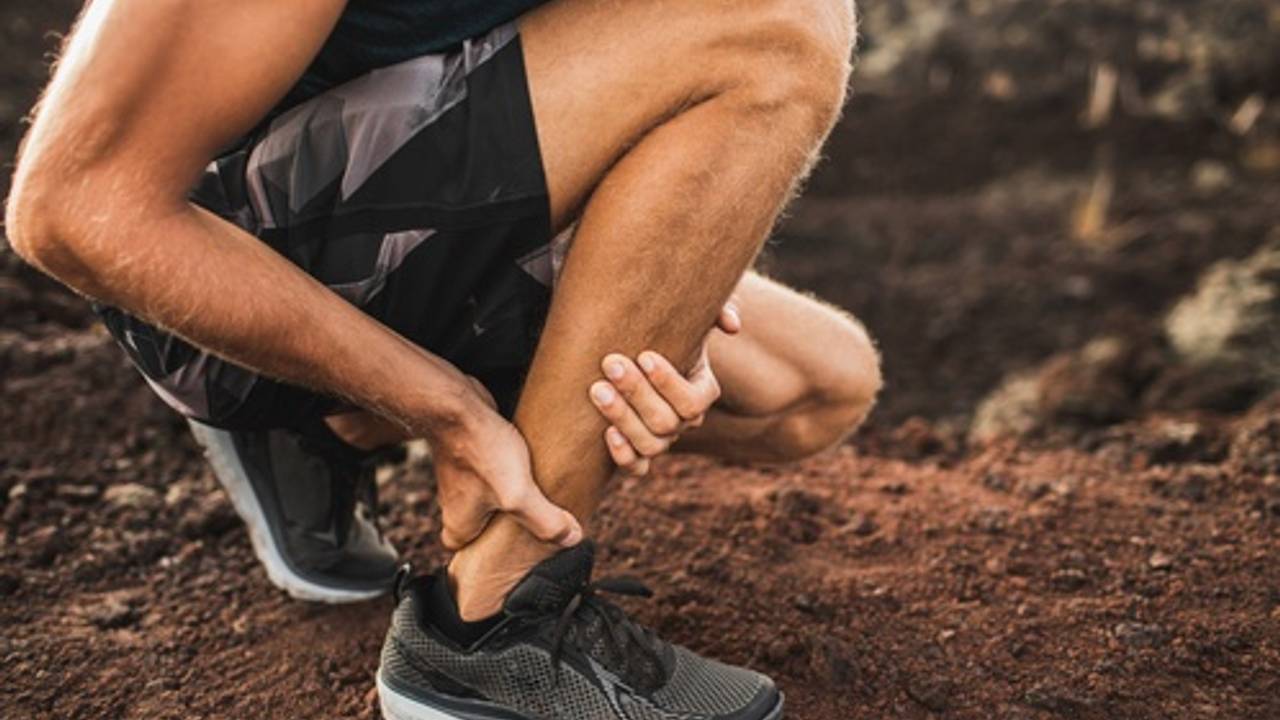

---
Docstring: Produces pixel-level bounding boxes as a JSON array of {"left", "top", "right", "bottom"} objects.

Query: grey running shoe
[
  {"left": 189, "top": 419, "right": 398, "bottom": 603},
  {"left": 377, "top": 542, "right": 783, "bottom": 720}
]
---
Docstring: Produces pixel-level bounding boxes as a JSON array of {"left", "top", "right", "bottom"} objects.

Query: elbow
[
  {"left": 6, "top": 154, "right": 140, "bottom": 296},
  {"left": 6, "top": 164, "right": 76, "bottom": 274}
]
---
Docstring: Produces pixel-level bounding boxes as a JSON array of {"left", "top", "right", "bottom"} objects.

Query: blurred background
[
  {"left": 2, "top": 2, "right": 1278, "bottom": 719},
  {"left": 6, "top": 0, "right": 1279, "bottom": 436}
]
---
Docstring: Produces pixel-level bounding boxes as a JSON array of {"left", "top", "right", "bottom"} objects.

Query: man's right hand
[{"left": 431, "top": 382, "right": 583, "bottom": 551}]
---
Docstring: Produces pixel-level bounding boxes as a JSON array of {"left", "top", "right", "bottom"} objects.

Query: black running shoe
[
  {"left": 189, "top": 419, "right": 399, "bottom": 603},
  {"left": 377, "top": 542, "right": 783, "bottom": 720}
]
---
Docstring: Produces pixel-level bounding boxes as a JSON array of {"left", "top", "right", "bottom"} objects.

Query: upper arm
[{"left": 13, "top": 0, "right": 346, "bottom": 205}]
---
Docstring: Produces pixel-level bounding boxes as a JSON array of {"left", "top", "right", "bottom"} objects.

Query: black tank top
[{"left": 273, "top": 0, "right": 548, "bottom": 117}]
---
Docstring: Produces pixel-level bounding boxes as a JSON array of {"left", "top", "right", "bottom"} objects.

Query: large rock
[
  {"left": 971, "top": 239, "right": 1280, "bottom": 441},
  {"left": 1164, "top": 238, "right": 1280, "bottom": 379},
  {"left": 970, "top": 336, "right": 1160, "bottom": 443}
]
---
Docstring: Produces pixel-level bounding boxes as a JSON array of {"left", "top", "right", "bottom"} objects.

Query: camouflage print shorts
[{"left": 97, "top": 24, "right": 563, "bottom": 429}]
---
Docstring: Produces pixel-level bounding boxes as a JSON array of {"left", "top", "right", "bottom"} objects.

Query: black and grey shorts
[{"left": 97, "top": 25, "right": 561, "bottom": 430}]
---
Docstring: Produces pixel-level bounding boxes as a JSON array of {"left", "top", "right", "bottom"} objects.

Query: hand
[
  {"left": 431, "top": 380, "right": 583, "bottom": 551},
  {"left": 589, "top": 298, "right": 741, "bottom": 476}
]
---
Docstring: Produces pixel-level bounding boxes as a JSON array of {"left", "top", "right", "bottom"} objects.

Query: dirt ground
[{"left": 3, "top": 2, "right": 1279, "bottom": 719}]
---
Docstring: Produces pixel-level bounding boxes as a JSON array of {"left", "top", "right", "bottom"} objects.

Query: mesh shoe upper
[{"left": 379, "top": 542, "right": 780, "bottom": 720}]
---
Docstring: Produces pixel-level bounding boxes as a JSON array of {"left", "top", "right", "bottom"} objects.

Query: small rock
[
  {"left": 844, "top": 513, "right": 878, "bottom": 537},
  {"left": 970, "top": 372, "right": 1041, "bottom": 443},
  {"left": 1114, "top": 622, "right": 1169, "bottom": 649},
  {"left": 906, "top": 677, "right": 954, "bottom": 713},
  {"left": 1191, "top": 160, "right": 1233, "bottom": 194},
  {"left": 103, "top": 483, "right": 161, "bottom": 512},
  {"left": 778, "top": 516, "right": 822, "bottom": 545},
  {"left": 761, "top": 637, "right": 802, "bottom": 666},
  {"left": 27, "top": 526, "right": 65, "bottom": 567},
  {"left": 982, "top": 472, "right": 1015, "bottom": 493},
  {"left": 1148, "top": 551, "right": 1175, "bottom": 571},
  {"left": 971, "top": 507, "right": 1009, "bottom": 534},
  {"left": 774, "top": 488, "right": 823, "bottom": 517},
  {"left": 7, "top": 482, "right": 28, "bottom": 503},
  {"left": 55, "top": 484, "right": 100, "bottom": 502},
  {"left": 1023, "top": 685, "right": 1090, "bottom": 714},
  {"left": 178, "top": 493, "right": 238, "bottom": 539},
  {"left": 1050, "top": 568, "right": 1089, "bottom": 591},
  {"left": 879, "top": 481, "right": 910, "bottom": 495},
  {"left": 85, "top": 597, "right": 138, "bottom": 630},
  {"left": 810, "top": 637, "right": 859, "bottom": 685}
]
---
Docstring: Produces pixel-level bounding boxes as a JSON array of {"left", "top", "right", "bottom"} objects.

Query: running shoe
[
  {"left": 377, "top": 541, "right": 783, "bottom": 719},
  {"left": 189, "top": 419, "right": 398, "bottom": 603}
]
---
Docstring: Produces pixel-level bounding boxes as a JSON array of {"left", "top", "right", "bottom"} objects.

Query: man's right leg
[{"left": 448, "top": 0, "right": 857, "bottom": 619}]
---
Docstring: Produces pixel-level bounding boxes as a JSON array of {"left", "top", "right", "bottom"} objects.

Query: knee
[
  {"left": 774, "top": 314, "right": 882, "bottom": 460},
  {"left": 819, "top": 312, "right": 880, "bottom": 417},
  {"left": 722, "top": 0, "right": 858, "bottom": 144}
]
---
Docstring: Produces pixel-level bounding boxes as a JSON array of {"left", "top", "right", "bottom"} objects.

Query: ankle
[{"left": 448, "top": 547, "right": 543, "bottom": 622}]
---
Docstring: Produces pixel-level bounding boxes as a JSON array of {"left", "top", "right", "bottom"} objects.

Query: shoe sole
[
  {"left": 376, "top": 669, "right": 785, "bottom": 720},
  {"left": 190, "top": 420, "right": 391, "bottom": 604}
]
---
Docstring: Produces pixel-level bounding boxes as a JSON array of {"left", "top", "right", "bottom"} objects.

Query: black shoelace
[{"left": 548, "top": 576, "right": 664, "bottom": 686}]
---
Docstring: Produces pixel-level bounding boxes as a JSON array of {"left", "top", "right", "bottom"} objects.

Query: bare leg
[
  {"left": 677, "top": 272, "right": 882, "bottom": 462},
  {"left": 449, "top": 0, "right": 856, "bottom": 619}
]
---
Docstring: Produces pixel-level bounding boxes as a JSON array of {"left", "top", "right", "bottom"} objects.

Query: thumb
[
  {"left": 504, "top": 489, "right": 584, "bottom": 549},
  {"left": 716, "top": 298, "right": 742, "bottom": 335}
]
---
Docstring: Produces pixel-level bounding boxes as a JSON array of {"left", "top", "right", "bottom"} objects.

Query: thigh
[
  {"left": 707, "top": 271, "right": 877, "bottom": 416},
  {"left": 518, "top": 0, "right": 854, "bottom": 231},
  {"left": 517, "top": 0, "right": 776, "bottom": 230}
]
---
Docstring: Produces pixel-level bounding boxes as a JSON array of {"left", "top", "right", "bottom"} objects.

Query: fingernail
[
  {"left": 607, "top": 427, "right": 624, "bottom": 446},
  {"left": 638, "top": 353, "right": 656, "bottom": 373},
  {"left": 592, "top": 383, "right": 615, "bottom": 405},
  {"left": 604, "top": 358, "right": 626, "bottom": 380},
  {"left": 562, "top": 524, "right": 582, "bottom": 547},
  {"left": 726, "top": 306, "right": 741, "bottom": 326}
]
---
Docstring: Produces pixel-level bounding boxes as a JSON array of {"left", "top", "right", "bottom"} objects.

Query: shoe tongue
[{"left": 503, "top": 541, "right": 596, "bottom": 615}]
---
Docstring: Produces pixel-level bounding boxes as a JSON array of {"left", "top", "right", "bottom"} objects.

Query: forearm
[
  {"left": 21, "top": 191, "right": 475, "bottom": 438},
  {"left": 4, "top": 0, "right": 468, "bottom": 428}
]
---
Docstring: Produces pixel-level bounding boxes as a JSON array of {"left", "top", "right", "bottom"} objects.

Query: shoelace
[{"left": 548, "top": 576, "right": 663, "bottom": 686}]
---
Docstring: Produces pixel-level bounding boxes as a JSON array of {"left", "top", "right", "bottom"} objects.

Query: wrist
[{"left": 408, "top": 374, "right": 491, "bottom": 444}]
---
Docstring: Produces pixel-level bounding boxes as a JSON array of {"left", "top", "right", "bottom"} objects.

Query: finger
[
  {"left": 606, "top": 425, "right": 648, "bottom": 476},
  {"left": 590, "top": 380, "right": 672, "bottom": 457},
  {"left": 627, "top": 457, "right": 651, "bottom": 478},
  {"left": 499, "top": 483, "right": 584, "bottom": 548},
  {"left": 716, "top": 297, "right": 742, "bottom": 335},
  {"left": 636, "top": 351, "right": 718, "bottom": 420},
  {"left": 684, "top": 354, "right": 722, "bottom": 409},
  {"left": 600, "top": 354, "right": 683, "bottom": 436}
]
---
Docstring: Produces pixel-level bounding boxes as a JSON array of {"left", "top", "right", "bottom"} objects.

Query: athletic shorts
[{"left": 96, "top": 25, "right": 562, "bottom": 430}]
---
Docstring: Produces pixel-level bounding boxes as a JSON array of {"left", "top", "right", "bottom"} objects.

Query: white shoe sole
[
  {"left": 376, "top": 669, "right": 786, "bottom": 720},
  {"left": 190, "top": 420, "right": 391, "bottom": 604},
  {"left": 377, "top": 671, "right": 516, "bottom": 720}
]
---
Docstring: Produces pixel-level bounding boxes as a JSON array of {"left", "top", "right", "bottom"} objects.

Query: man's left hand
[{"left": 588, "top": 298, "right": 741, "bottom": 476}]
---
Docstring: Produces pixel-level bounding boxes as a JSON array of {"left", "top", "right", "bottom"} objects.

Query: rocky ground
[{"left": 3, "top": 1, "right": 1280, "bottom": 719}]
